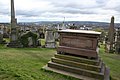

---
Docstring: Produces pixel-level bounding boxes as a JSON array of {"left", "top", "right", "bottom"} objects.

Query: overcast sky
[{"left": 0, "top": 0, "right": 120, "bottom": 22}]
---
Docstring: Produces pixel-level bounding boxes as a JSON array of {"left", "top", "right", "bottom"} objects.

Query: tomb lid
[{"left": 58, "top": 29, "right": 101, "bottom": 35}]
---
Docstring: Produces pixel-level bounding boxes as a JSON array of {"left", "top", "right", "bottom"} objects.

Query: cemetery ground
[{"left": 0, "top": 43, "right": 119, "bottom": 80}]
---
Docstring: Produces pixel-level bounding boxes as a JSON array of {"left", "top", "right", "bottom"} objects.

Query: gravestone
[
  {"left": 43, "top": 29, "right": 110, "bottom": 80},
  {"left": 54, "top": 30, "right": 59, "bottom": 41},
  {"left": 20, "top": 31, "right": 38, "bottom": 47},
  {"left": 45, "top": 28, "right": 56, "bottom": 48},
  {"left": 3, "top": 26, "right": 9, "bottom": 38},
  {"left": 0, "top": 30, "right": 3, "bottom": 43},
  {"left": 36, "top": 39, "right": 41, "bottom": 47},
  {"left": 106, "top": 16, "right": 115, "bottom": 53},
  {"left": 62, "top": 23, "right": 66, "bottom": 30},
  {"left": 28, "top": 37, "right": 33, "bottom": 47},
  {"left": 7, "top": 0, "right": 22, "bottom": 48},
  {"left": 39, "top": 32, "right": 44, "bottom": 39},
  {"left": 115, "top": 28, "right": 120, "bottom": 54},
  {"left": 53, "top": 25, "right": 60, "bottom": 41}
]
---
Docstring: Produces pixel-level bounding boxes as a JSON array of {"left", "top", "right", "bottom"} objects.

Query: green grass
[
  {"left": 99, "top": 45, "right": 120, "bottom": 80},
  {"left": 0, "top": 45, "right": 79, "bottom": 80},
  {"left": 0, "top": 44, "right": 120, "bottom": 80}
]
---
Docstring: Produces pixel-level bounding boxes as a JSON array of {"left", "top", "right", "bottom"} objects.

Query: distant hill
[
  {"left": 1, "top": 21, "right": 120, "bottom": 28},
  {"left": 35, "top": 21, "right": 120, "bottom": 28}
]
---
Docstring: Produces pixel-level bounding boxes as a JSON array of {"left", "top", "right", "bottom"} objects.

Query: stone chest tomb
[
  {"left": 43, "top": 29, "right": 110, "bottom": 80},
  {"left": 58, "top": 29, "right": 100, "bottom": 58}
]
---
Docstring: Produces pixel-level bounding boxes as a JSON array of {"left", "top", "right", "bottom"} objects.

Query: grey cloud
[
  {"left": 96, "top": 0, "right": 107, "bottom": 4},
  {"left": 15, "top": 7, "right": 96, "bottom": 18},
  {"left": 41, "top": 12, "right": 78, "bottom": 18},
  {"left": 16, "top": 10, "right": 43, "bottom": 17},
  {"left": 103, "top": 4, "right": 120, "bottom": 13},
  {"left": 112, "top": 5, "right": 120, "bottom": 13},
  {"left": 53, "top": 7, "right": 97, "bottom": 14},
  {"left": 1, "top": 0, "right": 120, "bottom": 22},
  {"left": 0, "top": 8, "right": 10, "bottom": 15},
  {"left": 0, "top": 0, "right": 108, "bottom": 17},
  {"left": 42, "top": 14, "right": 65, "bottom": 18},
  {"left": 48, "top": 1, "right": 105, "bottom": 15},
  {"left": 0, "top": 10, "right": 9, "bottom": 15},
  {"left": 0, "top": 3, "right": 9, "bottom": 15},
  {"left": 51, "top": 1, "right": 105, "bottom": 9}
]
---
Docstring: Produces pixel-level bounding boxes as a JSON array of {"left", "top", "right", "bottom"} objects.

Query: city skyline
[{"left": 0, "top": 0, "right": 120, "bottom": 23}]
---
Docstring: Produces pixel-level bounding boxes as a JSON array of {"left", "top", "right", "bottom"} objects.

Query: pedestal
[{"left": 43, "top": 30, "right": 110, "bottom": 80}]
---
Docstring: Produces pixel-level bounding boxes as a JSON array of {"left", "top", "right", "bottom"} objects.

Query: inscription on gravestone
[{"left": 62, "top": 37, "right": 93, "bottom": 49}]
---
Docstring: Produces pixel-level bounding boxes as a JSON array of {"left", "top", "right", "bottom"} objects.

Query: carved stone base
[
  {"left": 7, "top": 41, "right": 23, "bottom": 48},
  {"left": 57, "top": 46, "right": 98, "bottom": 58},
  {"left": 45, "top": 42, "right": 56, "bottom": 48},
  {"left": 43, "top": 53, "right": 110, "bottom": 80}
]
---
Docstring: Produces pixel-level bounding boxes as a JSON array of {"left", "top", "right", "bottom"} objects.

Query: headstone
[
  {"left": 28, "top": 37, "right": 33, "bottom": 47},
  {"left": 38, "top": 28, "right": 45, "bottom": 39},
  {"left": 39, "top": 32, "right": 45, "bottom": 39},
  {"left": 54, "top": 31, "right": 59, "bottom": 41},
  {"left": 36, "top": 39, "right": 41, "bottom": 47},
  {"left": 62, "top": 17, "right": 66, "bottom": 30},
  {"left": 0, "top": 30, "right": 3, "bottom": 43},
  {"left": 115, "top": 28, "right": 120, "bottom": 54},
  {"left": 57, "top": 25, "right": 60, "bottom": 30},
  {"left": 20, "top": 31, "right": 38, "bottom": 47},
  {"left": 7, "top": 0, "right": 23, "bottom": 48},
  {"left": 43, "top": 29, "right": 110, "bottom": 80},
  {"left": 62, "top": 22, "right": 66, "bottom": 30},
  {"left": 3, "top": 26, "right": 9, "bottom": 38},
  {"left": 45, "top": 28, "right": 56, "bottom": 48},
  {"left": 106, "top": 16, "right": 115, "bottom": 53}
]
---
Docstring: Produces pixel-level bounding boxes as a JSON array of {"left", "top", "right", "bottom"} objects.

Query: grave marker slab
[
  {"left": 0, "top": 30, "right": 3, "bottom": 43},
  {"left": 45, "top": 29, "right": 56, "bottom": 48},
  {"left": 20, "top": 31, "right": 38, "bottom": 47}
]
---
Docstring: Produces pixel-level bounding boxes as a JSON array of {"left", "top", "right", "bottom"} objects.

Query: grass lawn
[
  {"left": 0, "top": 44, "right": 119, "bottom": 80},
  {"left": 99, "top": 45, "right": 120, "bottom": 80},
  {"left": 0, "top": 45, "right": 79, "bottom": 80}
]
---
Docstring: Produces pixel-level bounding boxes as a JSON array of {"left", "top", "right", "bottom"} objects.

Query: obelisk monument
[
  {"left": 7, "top": 0, "right": 22, "bottom": 47},
  {"left": 10, "top": 0, "right": 18, "bottom": 41},
  {"left": 107, "top": 16, "right": 115, "bottom": 52}
]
